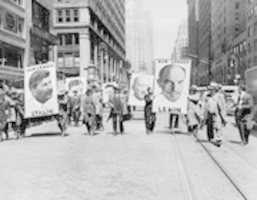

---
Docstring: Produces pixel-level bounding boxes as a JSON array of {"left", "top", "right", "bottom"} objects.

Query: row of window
[
  {"left": 57, "top": 9, "right": 79, "bottom": 23},
  {"left": 57, "top": 52, "right": 80, "bottom": 68},
  {"left": 0, "top": 45, "right": 23, "bottom": 68},
  {"left": 0, "top": 8, "right": 24, "bottom": 37},
  {"left": 10, "top": 0, "right": 24, "bottom": 7},
  {"left": 58, "top": 33, "right": 79, "bottom": 46}
]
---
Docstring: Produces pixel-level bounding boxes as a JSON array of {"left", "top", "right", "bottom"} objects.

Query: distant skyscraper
[
  {"left": 126, "top": 0, "right": 154, "bottom": 74},
  {"left": 171, "top": 20, "right": 189, "bottom": 63}
]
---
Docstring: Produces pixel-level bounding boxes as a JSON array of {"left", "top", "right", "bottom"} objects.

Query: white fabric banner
[
  {"left": 66, "top": 77, "right": 87, "bottom": 97},
  {"left": 153, "top": 62, "right": 191, "bottom": 114},
  {"left": 128, "top": 73, "right": 154, "bottom": 106},
  {"left": 24, "top": 62, "right": 59, "bottom": 118}
]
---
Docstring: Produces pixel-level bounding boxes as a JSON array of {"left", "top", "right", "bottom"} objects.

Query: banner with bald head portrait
[
  {"left": 24, "top": 62, "right": 59, "bottom": 118},
  {"left": 153, "top": 61, "right": 191, "bottom": 114},
  {"left": 128, "top": 73, "right": 154, "bottom": 106}
]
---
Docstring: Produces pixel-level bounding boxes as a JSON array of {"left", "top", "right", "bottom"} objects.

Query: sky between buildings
[{"left": 142, "top": 0, "right": 187, "bottom": 59}]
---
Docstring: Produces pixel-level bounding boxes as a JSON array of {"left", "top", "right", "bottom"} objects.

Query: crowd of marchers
[
  {"left": 0, "top": 81, "right": 132, "bottom": 141},
  {"left": 0, "top": 80, "right": 255, "bottom": 146},
  {"left": 144, "top": 82, "right": 255, "bottom": 147}
]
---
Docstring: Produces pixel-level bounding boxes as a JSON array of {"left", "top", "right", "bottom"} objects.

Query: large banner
[
  {"left": 24, "top": 62, "right": 59, "bottom": 118},
  {"left": 153, "top": 62, "right": 191, "bottom": 114},
  {"left": 66, "top": 77, "right": 87, "bottom": 97},
  {"left": 128, "top": 73, "right": 154, "bottom": 106}
]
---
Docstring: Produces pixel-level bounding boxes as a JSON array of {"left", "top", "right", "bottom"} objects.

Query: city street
[{"left": 0, "top": 113, "right": 257, "bottom": 200}]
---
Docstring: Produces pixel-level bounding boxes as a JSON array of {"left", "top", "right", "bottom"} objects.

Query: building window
[
  {"left": 74, "top": 33, "right": 79, "bottom": 44},
  {"left": 4, "top": 46, "right": 23, "bottom": 68},
  {"left": 65, "top": 34, "right": 72, "bottom": 45},
  {"left": 58, "top": 34, "right": 63, "bottom": 46},
  {"left": 17, "top": 17, "right": 24, "bottom": 35},
  {"left": 4, "top": 12, "right": 17, "bottom": 33},
  {"left": 73, "top": 9, "right": 79, "bottom": 22},
  {"left": 235, "top": 2, "right": 240, "bottom": 9},
  {"left": 57, "top": 10, "right": 63, "bottom": 23},
  {"left": 11, "top": 0, "right": 23, "bottom": 7},
  {"left": 65, "top": 9, "right": 71, "bottom": 22},
  {"left": 32, "top": 0, "right": 50, "bottom": 31}
]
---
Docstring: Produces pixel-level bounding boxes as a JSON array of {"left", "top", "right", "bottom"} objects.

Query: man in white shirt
[{"left": 204, "top": 83, "right": 226, "bottom": 146}]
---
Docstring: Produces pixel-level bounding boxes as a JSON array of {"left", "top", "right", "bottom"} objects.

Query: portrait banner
[
  {"left": 102, "top": 82, "right": 117, "bottom": 104},
  {"left": 128, "top": 73, "right": 154, "bottom": 106},
  {"left": 24, "top": 62, "right": 59, "bottom": 118},
  {"left": 66, "top": 77, "right": 87, "bottom": 97},
  {"left": 153, "top": 62, "right": 191, "bottom": 114}
]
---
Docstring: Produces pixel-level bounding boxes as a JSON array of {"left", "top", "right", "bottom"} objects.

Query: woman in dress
[{"left": 144, "top": 87, "right": 156, "bottom": 134}]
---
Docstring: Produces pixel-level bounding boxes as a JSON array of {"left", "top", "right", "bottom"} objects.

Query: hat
[{"left": 190, "top": 85, "right": 198, "bottom": 91}]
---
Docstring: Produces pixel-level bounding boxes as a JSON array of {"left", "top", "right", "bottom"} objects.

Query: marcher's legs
[
  {"left": 174, "top": 114, "right": 179, "bottom": 128},
  {"left": 206, "top": 113, "right": 214, "bottom": 141},
  {"left": 3, "top": 123, "right": 9, "bottom": 140},
  {"left": 119, "top": 115, "right": 124, "bottom": 134},
  {"left": 112, "top": 114, "right": 117, "bottom": 134}
]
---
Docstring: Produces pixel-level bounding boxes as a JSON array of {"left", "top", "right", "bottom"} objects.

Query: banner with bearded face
[
  {"left": 128, "top": 73, "right": 154, "bottom": 106},
  {"left": 24, "top": 62, "right": 59, "bottom": 118}
]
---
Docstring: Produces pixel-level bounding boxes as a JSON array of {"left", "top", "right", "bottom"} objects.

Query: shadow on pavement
[
  {"left": 198, "top": 139, "right": 210, "bottom": 143},
  {"left": 27, "top": 132, "right": 62, "bottom": 138},
  {"left": 228, "top": 140, "right": 242, "bottom": 145}
]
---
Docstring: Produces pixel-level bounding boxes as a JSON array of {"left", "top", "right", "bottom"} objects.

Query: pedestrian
[
  {"left": 70, "top": 90, "right": 81, "bottom": 126},
  {"left": 109, "top": 88, "right": 124, "bottom": 135},
  {"left": 187, "top": 86, "right": 201, "bottom": 140},
  {"left": 236, "top": 85, "right": 254, "bottom": 145},
  {"left": 204, "top": 83, "right": 226, "bottom": 147},
  {"left": 0, "top": 85, "right": 10, "bottom": 142},
  {"left": 81, "top": 89, "right": 96, "bottom": 135},
  {"left": 4, "top": 91, "right": 18, "bottom": 140},
  {"left": 57, "top": 91, "right": 69, "bottom": 136},
  {"left": 15, "top": 92, "right": 27, "bottom": 138},
  {"left": 93, "top": 89, "right": 104, "bottom": 131},
  {"left": 144, "top": 87, "right": 156, "bottom": 134}
]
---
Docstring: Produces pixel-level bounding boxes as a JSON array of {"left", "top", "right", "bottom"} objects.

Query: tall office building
[
  {"left": 53, "top": 0, "right": 127, "bottom": 87},
  {"left": 126, "top": 0, "right": 154, "bottom": 74},
  {"left": 187, "top": 0, "right": 199, "bottom": 84},
  {"left": 211, "top": 0, "right": 247, "bottom": 83},
  {"left": 246, "top": 0, "right": 257, "bottom": 69},
  {"left": 197, "top": 0, "right": 211, "bottom": 85},
  {"left": 0, "top": 0, "right": 56, "bottom": 85}
]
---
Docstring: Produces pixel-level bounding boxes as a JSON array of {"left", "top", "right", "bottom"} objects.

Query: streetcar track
[
  {"left": 197, "top": 139, "right": 248, "bottom": 200},
  {"left": 223, "top": 142, "right": 257, "bottom": 172},
  {"left": 171, "top": 133, "right": 197, "bottom": 200}
]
